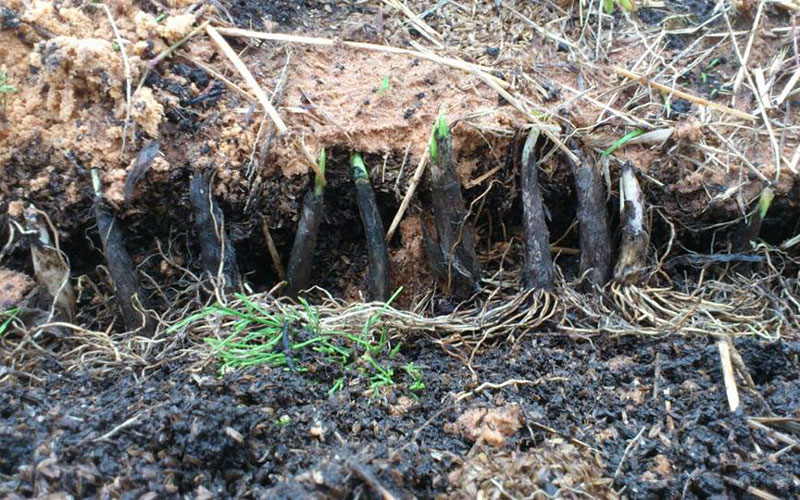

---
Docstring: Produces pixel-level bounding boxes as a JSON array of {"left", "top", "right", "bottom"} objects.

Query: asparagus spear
[
  {"left": 352, "top": 153, "right": 390, "bottom": 301},
  {"left": 91, "top": 169, "right": 154, "bottom": 334},
  {"left": 424, "top": 114, "right": 481, "bottom": 298},
  {"left": 566, "top": 141, "right": 613, "bottom": 287},
  {"left": 286, "top": 148, "right": 327, "bottom": 298},
  {"left": 613, "top": 162, "right": 649, "bottom": 284},
  {"left": 520, "top": 128, "right": 555, "bottom": 290},
  {"left": 189, "top": 171, "right": 241, "bottom": 291}
]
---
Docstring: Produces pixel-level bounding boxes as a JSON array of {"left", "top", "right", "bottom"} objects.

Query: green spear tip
[
  {"left": 90, "top": 168, "right": 102, "bottom": 196},
  {"left": 757, "top": 187, "right": 774, "bottom": 219},
  {"left": 429, "top": 128, "right": 438, "bottom": 164},
  {"left": 436, "top": 113, "right": 449, "bottom": 139},
  {"left": 317, "top": 147, "right": 326, "bottom": 175},
  {"left": 351, "top": 152, "right": 367, "bottom": 179},
  {"left": 314, "top": 147, "right": 327, "bottom": 195},
  {"left": 351, "top": 152, "right": 365, "bottom": 168}
]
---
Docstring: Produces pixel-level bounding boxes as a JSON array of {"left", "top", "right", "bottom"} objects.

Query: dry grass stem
[
  {"left": 213, "top": 27, "right": 509, "bottom": 89},
  {"left": 612, "top": 66, "right": 758, "bottom": 121},
  {"left": 718, "top": 339, "right": 740, "bottom": 412},
  {"left": 206, "top": 25, "right": 288, "bottom": 133}
]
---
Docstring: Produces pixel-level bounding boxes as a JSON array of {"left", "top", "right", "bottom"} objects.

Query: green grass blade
[{"left": 603, "top": 129, "right": 645, "bottom": 157}]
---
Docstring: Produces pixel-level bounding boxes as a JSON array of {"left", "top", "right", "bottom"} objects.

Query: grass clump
[{"left": 173, "top": 289, "right": 423, "bottom": 396}]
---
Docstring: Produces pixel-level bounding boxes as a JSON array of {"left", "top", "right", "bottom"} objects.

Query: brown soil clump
[
  {"left": 446, "top": 403, "right": 523, "bottom": 447},
  {"left": 0, "top": 268, "right": 33, "bottom": 309}
]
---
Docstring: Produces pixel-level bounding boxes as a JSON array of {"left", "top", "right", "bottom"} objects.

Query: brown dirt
[
  {"left": 445, "top": 403, "right": 523, "bottom": 447},
  {"left": 2, "top": 0, "right": 798, "bottom": 268},
  {"left": 0, "top": 268, "right": 33, "bottom": 309}
]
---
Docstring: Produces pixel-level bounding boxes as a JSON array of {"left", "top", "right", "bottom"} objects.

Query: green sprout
[
  {"left": 0, "top": 71, "right": 18, "bottom": 108},
  {"left": 352, "top": 152, "right": 368, "bottom": 179},
  {"left": 378, "top": 76, "right": 390, "bottom": 94},
  {"left": 363, "top": 353, "right": 395, "bottom": 393},
  {"left": 155, "top": 13, "right": 166, "bottom": 23},
  {"left": 429, "top": 113, "right": 449, "bottom": 163},
  {"left": 436, "top": 113, "right": 449, "bottom": 138},
  {"left": 402, "top": 362, "right": 425, "bottom": 393},
  {"left": 328, "top": 376, "right": 345, "bottom": 396},
  {"left": 315, "top": 147, "right": 326, "bottom": 196},
  {"left": 172, "top": 288, "right": 421, "bottom": 397},
  {"left": 603, "top": 0, "right": 634, "bottom": 14},
  {"left": 0, "top": 308, "right": 21, "bottom": 337},
  {"left": 756, "top": 187, "right": 774, "bottom": 220},
  {"left": 603, "top": 129, "right": 644, "bottom": 157}
]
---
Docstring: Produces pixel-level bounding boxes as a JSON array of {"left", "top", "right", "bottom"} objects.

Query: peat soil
[{"left": 2, "top": 334, "right": 799, "bottom": 498}]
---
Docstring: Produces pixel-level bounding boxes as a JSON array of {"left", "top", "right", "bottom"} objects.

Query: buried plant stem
[
  {"left": 424, "top": 113, "right": 481, "bottom": 298},
  {"left": 520, "top": 127, "right": 554, "bottom": 290},
  {"left": 735, "top": 186, "right": 774, "bottom": 252},
  {"left": 286, "top": 148, "right": 326, "bottom": 298},
  {"left": 613, "top": 162, "right": 650, "bottom": 285},
  {"left": 189, "top": 171, "right": 241, "bottom": 292},
  {"left": 90, "top": 169, "right": 154, "bottom": 335},
  {"left": 566, "top": 141, "right": 613, "bottom": 287},
  {"left": 352, "top": 153, "right": 390, "bottom": 301}
]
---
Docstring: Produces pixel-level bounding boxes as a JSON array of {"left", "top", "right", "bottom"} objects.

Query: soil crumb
[
  {"left": 446, "top": 403, "right": 523, "bottom": 447},
  {"left": 0, "top": 268, "right": 34, "bottom": 309}
]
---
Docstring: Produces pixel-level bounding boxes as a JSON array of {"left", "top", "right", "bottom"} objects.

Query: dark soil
[
  {"left": 2, "top": 335, "right": 798, "bottom": 498},
  {"left": 222, "top": 0, "right": 366, "bottom": 31}
]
